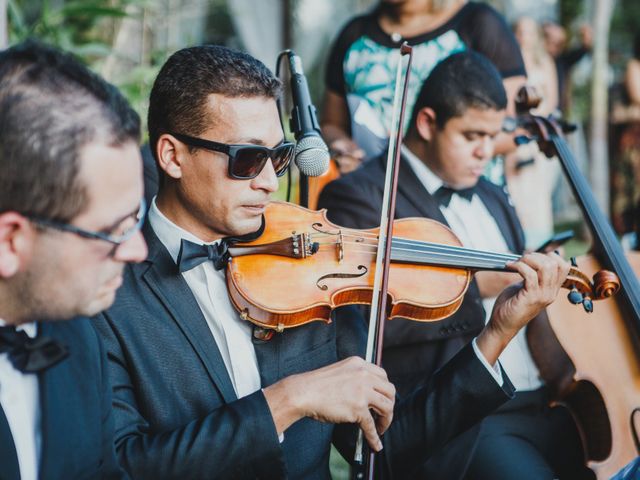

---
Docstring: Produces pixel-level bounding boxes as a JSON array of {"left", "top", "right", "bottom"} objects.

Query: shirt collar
[
  {"left": 148, "top": 196, "right": 219, "bottom": 264},
  {"left": 0, "top": 318, "right": 37, "bottom": 338},
  {"left": 401, "top": 144, "right": 444, "bottom": 195}
]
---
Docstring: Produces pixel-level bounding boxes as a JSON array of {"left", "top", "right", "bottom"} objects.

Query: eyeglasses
[
  {"left": 170, "top": 132, "right": 294, "bottom": 180},
  {"left": 27, "top": 197, "right": 146, "bottom": 254}
]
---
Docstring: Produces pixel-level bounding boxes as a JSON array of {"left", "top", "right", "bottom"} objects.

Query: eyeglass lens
[{"left": 231, "top": 145, "right": 292, "bottom": 179}]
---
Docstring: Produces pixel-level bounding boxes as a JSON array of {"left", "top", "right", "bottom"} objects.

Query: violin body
[{"left": 226, "top": 202, "right": 471, "bottom": 331}]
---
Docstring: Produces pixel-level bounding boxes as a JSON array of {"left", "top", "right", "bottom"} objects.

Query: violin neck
[{"left": 389, "top": 238, "right": 517, "bottom": 272}]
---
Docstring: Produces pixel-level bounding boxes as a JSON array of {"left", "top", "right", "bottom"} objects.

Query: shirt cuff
[
  {"left": 261, "top": 389, "right": 285, "bottom": 443},
  {"left": 472, "top": 337, "right": 504, "bottom": 386}
]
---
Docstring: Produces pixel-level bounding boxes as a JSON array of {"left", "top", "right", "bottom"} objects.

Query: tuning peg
[
  {"left": 582, "top": 295, "right": 593, "bottom": 313},
  {"left": 568, "top": 288, "right": 583, "bottom": 305}
]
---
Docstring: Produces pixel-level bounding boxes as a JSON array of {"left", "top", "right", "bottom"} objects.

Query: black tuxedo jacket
[
  {"left": 92, "top": 219, "right": 514, "bottom": 479},
  {"left": 318, "top": 152, "right": 525, "bottom": 478},
  {"left": 0, "top": 319, "right": 126, "bottom": 480}
]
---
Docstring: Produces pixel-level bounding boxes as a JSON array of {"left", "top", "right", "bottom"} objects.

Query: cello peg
[{"left": 570, "top": 257, "right": 578, "bottom": 267}]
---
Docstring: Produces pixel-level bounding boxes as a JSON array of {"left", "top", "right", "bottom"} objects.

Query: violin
[{"left": 225, "top": 201, "right": 619, "bottom": 332}]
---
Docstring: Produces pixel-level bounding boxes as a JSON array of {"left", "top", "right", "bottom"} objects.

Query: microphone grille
[{"left": 294, "top": 136, "right": 330, "bottom": 177}]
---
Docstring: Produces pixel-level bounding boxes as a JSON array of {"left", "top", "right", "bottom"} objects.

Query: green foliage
[
  {"left": 611, "top": 0, "right": 640, "bottom": 62},
  {"left": 558, "top": 0, "right": 584, "bottom": 31},
  {"left": 6, "top": 0, "right": 168, "bottom": 138},
  {"left": 8, "top": 0, "right": 129, "bottom": 57}
]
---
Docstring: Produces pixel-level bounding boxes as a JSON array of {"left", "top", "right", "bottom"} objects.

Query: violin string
[
  {"left": 309, "top": 230, "right": 520, "bottom": 262},
  {"left": 310, "top": 237, "right": 520, "bottom": 264},
  {"left": 312, "top": 241, "right": 517, "bottom": 270},
  {"left": 316, "top": 245, "right": 511, "bottom": 270},
  {"left": 314, "top": 240, "right": 519, "bottom": 266}
]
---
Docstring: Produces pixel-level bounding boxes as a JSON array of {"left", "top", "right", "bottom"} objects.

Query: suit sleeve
[
  {"left": 93, "top": 312, "right": 286, "bottom": 480},
  {"left": 378, "top": 342, "right": 515, "bottom": 477}
]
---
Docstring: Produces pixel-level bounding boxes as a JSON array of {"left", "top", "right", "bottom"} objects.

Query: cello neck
[{"left": 551, "top": 136, "right": 640, "bottom": 324}]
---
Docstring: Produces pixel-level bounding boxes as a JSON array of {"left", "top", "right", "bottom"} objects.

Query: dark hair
[
  {"left": 147, "top": 44, "right": 282, "bottom": 170},
  {"left": 408, "top": 51, "right": 507, "bottom": 130},
  {"left": 0, "top": 40, "right": 140, "bottom": 222},
  {"left": 634, "top": 32, "right": 640, "bottom": 61}
]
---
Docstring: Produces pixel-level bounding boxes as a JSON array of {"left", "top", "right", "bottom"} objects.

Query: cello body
[{"left": 540, "top": 253, "right": 640, "bottom": 479}]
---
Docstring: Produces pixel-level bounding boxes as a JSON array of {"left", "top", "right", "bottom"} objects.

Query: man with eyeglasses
[
  {"left": 93, "top": 44, "right": 570, "bottom": 479},
  {"left": 0, "top": 41, "right": 147, "bottom": 479}
]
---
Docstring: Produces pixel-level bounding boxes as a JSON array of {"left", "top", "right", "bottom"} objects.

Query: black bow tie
[
  {"left": 176, "top": 218, "right": 267, "bottom": 273},
  {"left": 433, "top": 185, "right": 476, "bottom": 207},
  {"left": 0, "top": 326, "right": 69, "bottom": 373},
  {"left": 177, "top": 239, "right": 230, "bottom": 272}
]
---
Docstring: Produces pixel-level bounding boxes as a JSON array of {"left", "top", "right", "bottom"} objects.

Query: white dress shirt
[
  {"left": 403, "top": 145, "right": 543, "bottom": 391},
  {"left": 0, "top": 318, "right": 40, "bottom": 480},
  {"left": 148, "top": 199, "right": 261, "bottom": 399}
]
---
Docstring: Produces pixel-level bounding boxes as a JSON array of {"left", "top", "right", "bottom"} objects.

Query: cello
[{"left": 515, "top": 86, "right": 640, "bottom": 479}]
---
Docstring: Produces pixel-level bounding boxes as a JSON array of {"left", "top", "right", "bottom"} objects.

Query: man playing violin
[
  {"left": 320, "top": 51, "right": 591, "bottom": 479},
  {"left": 93, "top": 45, "right": 570, "bottom": 479}
]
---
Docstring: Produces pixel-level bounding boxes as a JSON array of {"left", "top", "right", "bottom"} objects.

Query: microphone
[{"left": 287, "top": 51, "right": 330, "bottom": 177}]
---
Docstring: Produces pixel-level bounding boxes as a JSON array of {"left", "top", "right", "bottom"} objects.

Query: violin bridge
[
  {"left": 337, "top": 230, "right": 344, "bottom": 263},
  {"left": 303, "top": 233, "right": 319, "bottom": 257}
]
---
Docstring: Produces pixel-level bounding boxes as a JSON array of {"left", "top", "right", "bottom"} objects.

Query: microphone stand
[{"left": 299, "top": 171, "right": 309, "bottom": 208}]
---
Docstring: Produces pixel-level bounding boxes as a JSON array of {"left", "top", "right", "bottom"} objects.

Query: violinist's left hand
[{"left": 476, "top": 252, "right": 570, "bottom": 365}]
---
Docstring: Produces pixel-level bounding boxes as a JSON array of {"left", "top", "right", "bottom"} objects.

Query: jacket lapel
[
  {"left": 0, "top": 402, "right": 20, "bottom": 480},
  {"left": 37, "top": 321, "right": 69, "bottom": 479},
  {"left": 379, "top": 153, "right": 450, "bottom": 224},
  {"left": 141, "top": 223, "right": 237, "bottom": 403}
]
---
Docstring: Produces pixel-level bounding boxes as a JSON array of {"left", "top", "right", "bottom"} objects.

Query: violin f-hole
[{"left": 316, "top": 265, "right": 368, "bottom": 291}]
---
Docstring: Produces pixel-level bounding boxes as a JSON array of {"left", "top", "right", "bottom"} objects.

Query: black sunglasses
[{"left": 171, "top": 132, "right": 294, "bottom": 180}]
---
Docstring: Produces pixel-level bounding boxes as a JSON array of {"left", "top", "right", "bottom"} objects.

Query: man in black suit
[
  {"left": 93, "top": 45, "right": 570, "bottom": 479},
  {"left": 0, "top": 41, "right": 147, "bottom": 479},
  {"left": 319, "top": 52, "right": 590, "bottom": 479}
]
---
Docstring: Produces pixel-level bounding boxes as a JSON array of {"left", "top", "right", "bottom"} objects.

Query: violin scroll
[
  {"left": 563, "top": 265, "right": 620, "bottom": 313},
  {"left": 592, "top": 270, "right": 621, "bottom": 299}
]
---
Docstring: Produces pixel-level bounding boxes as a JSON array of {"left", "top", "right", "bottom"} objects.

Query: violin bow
[{"left": 352, "top": 42, "right": 413, "bottom": 480}]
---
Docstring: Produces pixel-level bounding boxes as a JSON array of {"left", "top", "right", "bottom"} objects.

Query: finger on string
[
  {"left": 547, "top": 251, "right": 570, "bottom": 279},
  {"left": 516, "top": 253, "right": 558, "bottom": 288},
  {"left": 506, "top": 259, "right": 538, "bottom": 291}
]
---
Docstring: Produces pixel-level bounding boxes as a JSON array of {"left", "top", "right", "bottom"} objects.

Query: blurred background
[{"left": 2, "top": 1, "right": 640, "bottom": 245}]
